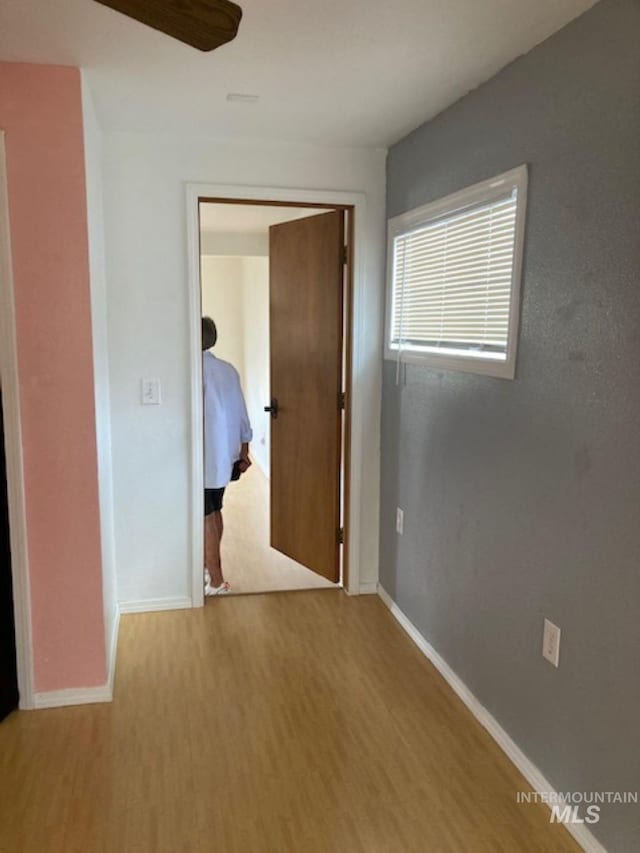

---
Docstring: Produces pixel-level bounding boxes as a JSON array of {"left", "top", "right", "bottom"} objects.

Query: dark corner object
[
  {"left": 93, "top": 0, "right": 243, "bottom": 52},
  {"left": 1, "top": 389, "right": 19, "bottom": 723}
]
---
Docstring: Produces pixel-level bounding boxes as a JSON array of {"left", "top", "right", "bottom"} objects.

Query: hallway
[{"left": 0, "top": 591, "right": 577, "bottom": 852}]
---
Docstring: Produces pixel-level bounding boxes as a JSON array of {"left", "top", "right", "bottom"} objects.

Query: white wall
[
  {"left": 81, "top": 75, "right": 118, "bottom": 660},
  {"left": 201, "top": 231, "right": 268, "bottom": 257},
  {"left": 103, "top": 133, "right": 386, "bottom": 604},
  {"left": 240, "top": 256, "right": 270, "bottom": 477},
  {"left": 200, "top": 256, "right": 245, "bottom": 375}
]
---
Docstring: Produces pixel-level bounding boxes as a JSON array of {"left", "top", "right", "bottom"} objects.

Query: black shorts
[{"left": 204, "top": 487, "right": 225, "bottom": 516}]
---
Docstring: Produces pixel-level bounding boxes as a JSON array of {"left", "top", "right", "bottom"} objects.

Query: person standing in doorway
[{"left": 202, "top": 316, "right": 252, "bottom": 595}]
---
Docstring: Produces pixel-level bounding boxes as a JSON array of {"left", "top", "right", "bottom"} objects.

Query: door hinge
[
  {"left": 338, "top": 527, "right": 344, "bottom": 545},
  {"left": 342, "top": 245, "right": 348, "bottom": 264},
  {"left": 338, "top": 391, "right": 346, "bottom": 410}
]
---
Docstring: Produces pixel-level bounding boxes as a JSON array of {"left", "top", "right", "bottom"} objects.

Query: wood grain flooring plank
[{"left": 0, "top": 591, "right": 579, "bottom": 852}]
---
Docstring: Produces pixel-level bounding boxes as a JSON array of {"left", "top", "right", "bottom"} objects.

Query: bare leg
[{"left": 204, "top": 511, "right": 224, "bottom": 588}]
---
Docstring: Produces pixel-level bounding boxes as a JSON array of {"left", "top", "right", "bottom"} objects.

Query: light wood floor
[
  {"left": 0, "top": 591, "right": 579, "bottom": 852},
  {"left": 222, "top": 465, "right": 335, "bottom": 594}
]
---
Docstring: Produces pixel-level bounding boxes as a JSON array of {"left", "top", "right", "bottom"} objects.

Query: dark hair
[{"left": 202, "top": 317, "right": 217, "bottom": 351}]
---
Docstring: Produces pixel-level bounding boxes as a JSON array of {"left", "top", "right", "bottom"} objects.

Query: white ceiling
[{"left": 0, "top": 0, "right": 596, "bottom": 147}]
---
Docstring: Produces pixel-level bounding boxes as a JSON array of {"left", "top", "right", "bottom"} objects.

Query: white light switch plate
[
  {"left": 542, "top": 618, "right": 561, "bottom": 667},
  {"left": 396, "top": 507, "right": 404, "bottom": 535},
  {"left": 141, "top": 378, "right": 161, "bottom": 405}
]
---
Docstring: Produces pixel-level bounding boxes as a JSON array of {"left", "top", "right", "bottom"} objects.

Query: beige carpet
[{"left": 220, "top": 464, "right": 336, "bottom": 594}]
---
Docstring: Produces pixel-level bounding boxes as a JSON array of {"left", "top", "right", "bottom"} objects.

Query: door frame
[
  {"left": 186, "top": 183, "right": 366, "bottom": 603},
  {"left": 0, "top": 133, "right": 35, "bottom": 709}
]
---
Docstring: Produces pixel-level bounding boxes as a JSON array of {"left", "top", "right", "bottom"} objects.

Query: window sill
[{"left": 384, "top": 349, "right": 516, "bottom": 380}]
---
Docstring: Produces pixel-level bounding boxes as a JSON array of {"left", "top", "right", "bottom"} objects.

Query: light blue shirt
[{"left": 203, "top": 351, "right": 253, "bottom": 489}]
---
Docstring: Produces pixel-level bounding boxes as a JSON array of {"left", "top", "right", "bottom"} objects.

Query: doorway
[
  {"left": 187, "top": 183, "right": 366, "bottom": 605},
  {"left": 197, "top": 201, "right": 351, "bottom": 596},
  {"left": 0, "top": 133, "right": 33, "bottom": 711},
  {"left": 0, "top": 387, "right": 19, "bottom": 720}
]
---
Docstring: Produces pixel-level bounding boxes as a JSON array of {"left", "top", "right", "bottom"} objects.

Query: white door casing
[
  {"left": 186, "top": 183, "right": 369, "bottom": 604},
  {"left": 0, "top": 133, "right": 35, "bottom": 709}
]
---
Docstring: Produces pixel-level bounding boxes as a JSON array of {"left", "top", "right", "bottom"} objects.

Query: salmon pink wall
[{"left": 0, "top": 62, "right": 106, "bottom": 692}]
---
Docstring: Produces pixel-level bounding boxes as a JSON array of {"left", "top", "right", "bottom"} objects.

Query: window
[{"left": 385, "top": 165, "right": 527, "bottom": 379}]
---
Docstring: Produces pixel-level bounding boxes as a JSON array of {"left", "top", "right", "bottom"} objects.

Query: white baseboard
[
  {"left": 107, "top": 605, "right": 121, "bottom": 694},
  {"left": 359, "top": 581, "right": 379, "bottom": 595},
  {"left": 118, "top": 596, "right": 192, "bottom": 614},
  {"left": 34, "top": 683, "right": 113, "bottom": 709},
  {"left": 377, "top": 584, "right": 607, "bottom": 853}
]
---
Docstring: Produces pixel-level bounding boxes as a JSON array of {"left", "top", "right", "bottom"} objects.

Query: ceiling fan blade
[{"left": 93, "top": 0, "right": 242, "bottom": 52}]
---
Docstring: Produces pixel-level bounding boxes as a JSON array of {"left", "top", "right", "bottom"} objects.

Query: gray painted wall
[{"left": 381, "top": 1, "right": 640, "bottom": 849}]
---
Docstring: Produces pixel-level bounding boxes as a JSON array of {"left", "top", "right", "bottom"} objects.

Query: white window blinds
[{"left": 390, "top": 189, "right": 519, "bottom": 362}]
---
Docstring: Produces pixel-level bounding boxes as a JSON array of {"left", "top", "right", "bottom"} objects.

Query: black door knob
[{"left": 264, "top": 398, "right": 279, "bottom": 419}]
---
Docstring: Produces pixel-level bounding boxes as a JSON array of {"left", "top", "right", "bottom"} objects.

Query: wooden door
[{"left": 269, "top": 210, "right": 344, "bottom": 582}]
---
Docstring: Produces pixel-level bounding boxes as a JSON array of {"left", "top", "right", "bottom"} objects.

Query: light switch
[{"left": 141, "top": 378, "right": 161, "bottom": 405}]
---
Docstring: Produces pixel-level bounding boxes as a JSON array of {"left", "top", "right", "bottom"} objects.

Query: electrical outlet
[
  {"left": 542, "top": 618, "right": 561, "bottom": 667},
  {"left": 141, "top": 378, "right": 161, "bottom": 405},
  {"left": 396, "top": 507, "right": 404, "bottom": 535}
]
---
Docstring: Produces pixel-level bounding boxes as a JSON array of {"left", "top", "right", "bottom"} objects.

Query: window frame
[{"left": 384, "top": 164, "right": 528, "bottom": 380}]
